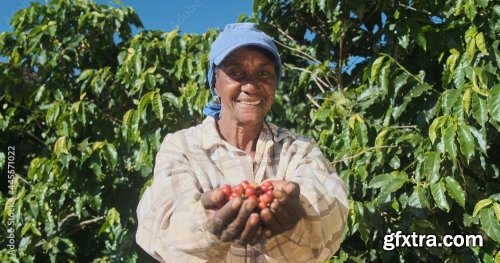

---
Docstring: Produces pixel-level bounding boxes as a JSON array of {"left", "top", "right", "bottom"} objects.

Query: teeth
[{"left": 238, "top": 100, "right": 261, "bottom": 106}]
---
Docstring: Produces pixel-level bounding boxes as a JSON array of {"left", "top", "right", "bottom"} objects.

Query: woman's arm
[
  {"left": 261, "top": 141, "right": 349, "bottom": 262},
  {"left": 136, "top": 133, "right": 231, "bottom": 262}
]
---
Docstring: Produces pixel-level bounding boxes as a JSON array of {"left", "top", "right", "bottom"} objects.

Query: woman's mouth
[{"left": 237, "top": 100, "right": 262, "bottom": 106}]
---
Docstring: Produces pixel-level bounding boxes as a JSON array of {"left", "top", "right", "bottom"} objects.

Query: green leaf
[
  {"left": 354, "top": 202, "right": 372, "bottom": 244},
  {"left": 389, "top": 155, "right": 400, "bottom": 169},
  {"left": 442, "top": 89, "right": 460, "bottom": 114},
  {"left": 430, "top": 180, "right": 450, "bottom": 212},
  {"left": 354, "top": 121, "right": 368, "bottom": 146},
  {"left": 442, "top": 122, "right": 457, "bottom": 159},
  {"left": 138, "top": 91, "right": 154, "bottom": 115},
  {"left": 475, "top": 32, "right": 489, "bottom": 55},
  {"left": 493, "top": 203, "right": 500, "bottom": 221},
  {"left": 146, "top": 74, "right": 156, "bottom": 88},
  {"left": 479, "top": 208, "right": 500, "bottom": 242},
  {"left": 152, "top": 92, "right": 164, "bottom": 120},
  {"left": 472, "top": 92, "right": 488, "bottom": 126},
  {"left": 416, "top": 32, "right": 427, "bottom": 51},
  {"left": 453, "top": 56, "right": 467, "bottom": 89},
  {"left": 46, "top": 102, "right": 61, "bottom": 125},
  {"left": 423, "top": 151, "right": 441, "bottom": 184},
  {"left": 488, "top": 84, "right": 500, "bottom": 123},
  {"left": 21, "top": 222, "right": 31, "bottom": 237},
  {"left": 368, "top": 172, "right": 408, "bottom": 194},
  {"left": 465, "top": 0, "right": 478, "bottom": 20},
  {"left": 444, "top": 176, "right": 466, "bottom": 208},
  {"left": 408, "top": 186, "right": 429, "bottom": 210},
  {"left": 462, "top": 88, "right": 471, "bottom": 116},
  {"left": 446, "top": 50, "right": 460, "bottom": 73},
  {"left": 77, "top": 69, "right": 94, "bottom": 82},
  {"left": 54, "top": 136, "right": 69, "bottom": 156},
  {"left": 466, "top": 35, "right": 476, "bottom": 62},
  {"left": 30, "top": 223, "right": 42, "bottom": 236},
  {"left": 392, "top": 83, "right": 431, "bottom": 119},
  {"left": 379, "top": 62, "right": 391, "bottom": 97},
  {"left": 429, "top": 116, "right": 447, "bottom": 143},
  {"left": 370, "top": 56, "right": 385, "bottom": 83},
  {"left": 105, "top": 143, "right": 118, "bottom": 167},
  {"left": 473, "top": 199, "right": 492, "bottom": 217},
  {"left": 375, "top": 128, "right": 389, "bottom": 147},
  {"left": 469, "top": 126, "right": 487, "bottom": 154},
  {"left": 457, "top": 122, "right": 474, "bottom": 161}
]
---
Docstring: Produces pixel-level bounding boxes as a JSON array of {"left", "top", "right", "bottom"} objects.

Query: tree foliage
[
  {"left": 249, "top": 0, "right": 500, "bottom": 262},
  {"left": 1, "top": 0, "right": 499, "bottom": 262}
]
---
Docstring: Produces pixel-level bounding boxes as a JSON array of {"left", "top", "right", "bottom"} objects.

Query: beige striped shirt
[{"left": 136, "top": 116, "right": 348, "bottom": 262}]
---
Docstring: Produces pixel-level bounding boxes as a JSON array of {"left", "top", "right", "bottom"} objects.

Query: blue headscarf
[{"left": 202, "top": 23, "right": 282, "bottom": 118}]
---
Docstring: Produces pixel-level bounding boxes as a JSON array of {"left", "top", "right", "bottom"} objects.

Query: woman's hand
[
  {"left": 201, "top": 188, "right": 264, "bottom": 245},
  {"left": 260, "top": 181, "right": 304, "bottom": 238}
]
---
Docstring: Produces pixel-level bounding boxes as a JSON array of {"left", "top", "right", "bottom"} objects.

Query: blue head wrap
[{"left": 203, "top": 23, "right": 282, "bottom": 117}]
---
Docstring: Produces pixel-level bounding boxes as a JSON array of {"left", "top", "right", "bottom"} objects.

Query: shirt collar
[{"left": 200, "top": 116, "right": 295, "bottom": 150}]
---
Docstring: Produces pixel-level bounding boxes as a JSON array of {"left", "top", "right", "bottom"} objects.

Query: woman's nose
[{"left": 240, "top": 75, "right": 260, "bottom": 92}]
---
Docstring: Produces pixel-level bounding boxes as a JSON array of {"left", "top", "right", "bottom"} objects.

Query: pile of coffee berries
[{"left": 221, "top": 180, "right": 275, "bottom": 210}]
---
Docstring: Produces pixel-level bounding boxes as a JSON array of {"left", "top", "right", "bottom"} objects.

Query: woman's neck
[{"left": 216, "top": 117, "right": 263, "bottom": 159}]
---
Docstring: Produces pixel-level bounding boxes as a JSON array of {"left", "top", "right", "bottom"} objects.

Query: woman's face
[{"left": 214, "top": 46, "right": 277, "bottom": 126}]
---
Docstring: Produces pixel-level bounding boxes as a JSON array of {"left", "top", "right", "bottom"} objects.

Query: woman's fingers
[
  {"left": 201, "top": 188, "right": 228, "bottom": 209},
  {"left": 220, "top": 199, "right": 257, "bottom": 242},
  {"left": 235, "top": 213, "right": 261, "bottom": 245},
  {"left": 260, "top": 182, "right": 303, "bottom": 237},
  {"left": 207, "top": 197, "right": 242, "bottom": 236},
  {"left": 269, "top": 199, "right": 291, "bottom": 225},
  {"left": 260, "top": 207, "right": 283, "bottom": 237}
]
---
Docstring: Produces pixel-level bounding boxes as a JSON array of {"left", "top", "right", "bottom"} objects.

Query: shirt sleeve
[
  {"left": 262, "top": 140, "right": 349, "bottom": 263},
  {"left": 136, "top": 133, "right": 230, "bottom": 262}
]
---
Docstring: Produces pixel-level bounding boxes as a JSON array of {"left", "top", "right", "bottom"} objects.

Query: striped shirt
[{"left": 136, "top": 116, "right": 348, "bottom": 263}]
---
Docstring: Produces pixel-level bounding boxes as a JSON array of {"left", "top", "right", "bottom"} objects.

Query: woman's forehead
[{"left": 220, "top": 46, "right": 276, "bottom": 66}]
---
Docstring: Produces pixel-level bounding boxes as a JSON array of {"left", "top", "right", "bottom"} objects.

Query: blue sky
[{"left": 0, "top": 0, "right": 253, "bottom": 34}]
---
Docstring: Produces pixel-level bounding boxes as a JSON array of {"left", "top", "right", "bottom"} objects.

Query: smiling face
[{"left": 214, "top": 46, "right": 278, "bottom": 126}]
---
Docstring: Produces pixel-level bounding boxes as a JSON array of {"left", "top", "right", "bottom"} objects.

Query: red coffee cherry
[
  {"left": 221, "top": 184, "right": 231, "bottom": 197},
  {"left": 220, "top": 180, "right": 276, "bottom": 211}
]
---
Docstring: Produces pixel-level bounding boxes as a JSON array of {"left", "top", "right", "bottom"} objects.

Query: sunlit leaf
[
  {"left": 493, "top": 203, "right": 500, "bottom": 221},
  {"left": 473, "top": 199, "right": 492, "bottom": 217},
  {"left": 444, "top": 176, "right": 465, "bottom": 208},
  {"left": 152, "top": 91, "right": 164, "bottom": 120},
  {"left": 430, "top": 180, "right": 450, "bottom": 212},
  {"left": 468, "top": 126, "right": 487, "bottom": 154},
  {"left": 429, "top": 116, "right": 447, "bottom": 143},
  {"left": 475, "top": 32, "right": 489, "bottom": 55},
  {"left": 472, "top": 93, "right": 488, "bottom": 126},
  {"left": 457, "top": 122, "right": 474, "bottom": 161},
  {"left": 480, "top": 208, "right": 500, "bottom": 242},
  {"left": 442, "top": 122, "right": 457, "bottom": 159},
  {"left": 423, "top": 151, "right": 441, "bottom": 184},
  {"left": 462, "top": 88, "right": 471, "bottom": 115},
  {"left": 488, "top": 84, "right": 500, "bottom": 123},
  {"left": 370, "top": 56, "right": 385, "bottom": 83}
]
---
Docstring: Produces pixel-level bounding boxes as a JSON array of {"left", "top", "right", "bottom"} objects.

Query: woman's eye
[
  {"left": 229, "top": 70, "right": 243, "bottom": 79},
  {"left": 258, "top": 71, "right": 272, "bottom": 79}
]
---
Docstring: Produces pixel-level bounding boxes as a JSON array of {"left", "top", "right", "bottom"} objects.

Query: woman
[{"left": 136, "top": 23, "right": 348, "bottom": 263}]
